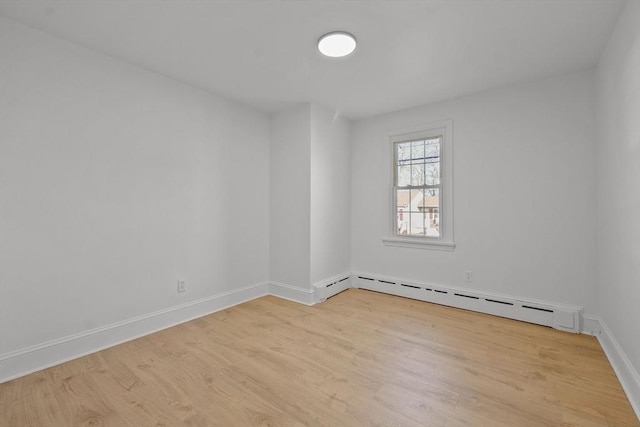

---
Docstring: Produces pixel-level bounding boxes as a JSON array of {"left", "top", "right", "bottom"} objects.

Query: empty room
[{"left": 0, "top": 0, "right": 639, "bottom": 425}]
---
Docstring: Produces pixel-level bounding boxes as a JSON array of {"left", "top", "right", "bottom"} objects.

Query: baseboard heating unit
[
  {"left": 352, "top": 273, "right": 583, "bottom": 333},
  {"left": 315, "top": 275, "right": 351, "bottom": 302}
]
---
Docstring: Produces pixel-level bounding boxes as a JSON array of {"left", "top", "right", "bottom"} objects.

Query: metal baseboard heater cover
[
  {"left": 316, "top": 276, "right": 351, "bottom": 302},
  {"left": 353, "top": 274, "right": 582, "bottom": 333}
]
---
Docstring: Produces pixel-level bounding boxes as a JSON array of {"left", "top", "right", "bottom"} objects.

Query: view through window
[{"left": 394, "top": 137, "right": 441, "bottom": 237}]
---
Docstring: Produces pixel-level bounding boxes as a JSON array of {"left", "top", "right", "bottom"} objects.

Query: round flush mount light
[{"left": 317, "top": 31, "right": 357, "bottom": 58}]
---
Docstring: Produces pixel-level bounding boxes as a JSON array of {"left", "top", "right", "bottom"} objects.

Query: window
[
  {"left": 383, "top": 120, "right": 454, "bottom": 250},
  {"left": 394, "top": 137, "right": 441, "bottom": 237}
]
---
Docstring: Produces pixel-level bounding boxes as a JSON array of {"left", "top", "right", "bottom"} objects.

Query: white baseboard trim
[
  {"left": 584, "top": 315, "right": 640, "bottom": 420},
  {"left": 268, "top": 281, "right": 316, "bottom": 306},
  {"left": 0, "top": 281, "right": 269, "bottom": 384},
  {"left": 313, "top": 272, "right": 352, "bottom": 302}
]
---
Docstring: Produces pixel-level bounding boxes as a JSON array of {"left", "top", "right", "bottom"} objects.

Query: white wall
[
  {"left": 0, "top": 18, "right": 270, "bottom": 355},
  {"left": 269, "top": 105, "right": 311, "bottom": 289},
  {"left": 310, "top": 105, "right": 351, "bottom": 284},
  {"left": 351, "top": 71, "right": 599, "bottom": 313},
  {"left": 270, "top": 103, "right": 351, "bottom": 290},
  {"left": 596, "top": 0, "right": 640, "bottom": 378}
]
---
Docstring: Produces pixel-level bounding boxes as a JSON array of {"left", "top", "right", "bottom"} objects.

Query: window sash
[
  {"left": 393, "top": 138, "right": 443, "bottom": 239},
  {"left": 393, "top": 186, "right": 442, "bottom": 238}
]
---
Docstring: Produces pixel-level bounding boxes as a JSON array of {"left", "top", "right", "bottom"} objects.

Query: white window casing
[{"left": 383, "top": 119, "right": 454, "bottom": 251}]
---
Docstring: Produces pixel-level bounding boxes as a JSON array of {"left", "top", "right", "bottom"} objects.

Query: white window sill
[{"left": 382, "top": 237, "right": 456, "bottom": 251}]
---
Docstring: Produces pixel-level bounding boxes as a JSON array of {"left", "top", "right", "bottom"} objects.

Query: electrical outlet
[
  {"left": 464, "top": 271, "right": 473, "bottom": 282},
  {"left": 177, "top": 280, "right": 186, "bottom": 293}
]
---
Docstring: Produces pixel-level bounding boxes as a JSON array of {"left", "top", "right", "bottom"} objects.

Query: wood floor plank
[{"left": 1, "top": 289, "right": 637, "bottom": 426}]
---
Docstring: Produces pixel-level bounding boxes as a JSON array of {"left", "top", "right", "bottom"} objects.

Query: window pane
[
  {"left": 397, "top": 142, "right": 411, "bottom": 161},
  {"left": 410, "top": 189, "right": 422, "bottom": 208},
  {"left": 423, "top": 188, "right": 440, "bottom": 237},
  {"left": 424, "top": 138, "right": 440, "bottom": 186},
  {"left": 396, "top": 212, "right": 405, "bottom": 234},
  {"left": 396, "top": 189, "right": 410, "bottom": 234},
  {"left": 411, "top": 163, "right": 425, "bottom": 186},
  {"left": 425, "top": 162, "right": 440, "bottom": 185},
  {"left": 409, "top": 211, "right": 426, "bottom": 236},
  {"left": 416, "top": 190, "right": 426, "bottom": 212},
  {"left": 397, "top": 165, "right": 411, "bottom": 186},
  {"left": 396, "top": 189, "right": 411, "bottom": 210},
  {"left": 411, "top": 140, "right": 424, "bottom": 162},
  {"left": 425, "top": 138, "right": 440, "bottom": 158},
  {"left": 409, "top": 189, "right": 425, "bottom": 236}
]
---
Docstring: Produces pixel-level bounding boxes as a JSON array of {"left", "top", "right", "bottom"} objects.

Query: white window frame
[{"left": 383, "top": 120, "right": 455, "bottom": 251}]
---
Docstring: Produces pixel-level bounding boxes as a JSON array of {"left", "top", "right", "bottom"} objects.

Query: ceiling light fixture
[{"left": 317, "top": 31, "right": 357, "bottom": 58}]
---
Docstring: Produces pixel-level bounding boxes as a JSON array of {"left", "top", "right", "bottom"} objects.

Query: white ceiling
[{"left": 0, "top": 0, "right": 626, "bottom": 119}]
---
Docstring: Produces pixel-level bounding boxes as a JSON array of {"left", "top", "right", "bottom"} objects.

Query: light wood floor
[{"left": 1, "top": 289, "right": 638, "bottom": 426}]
